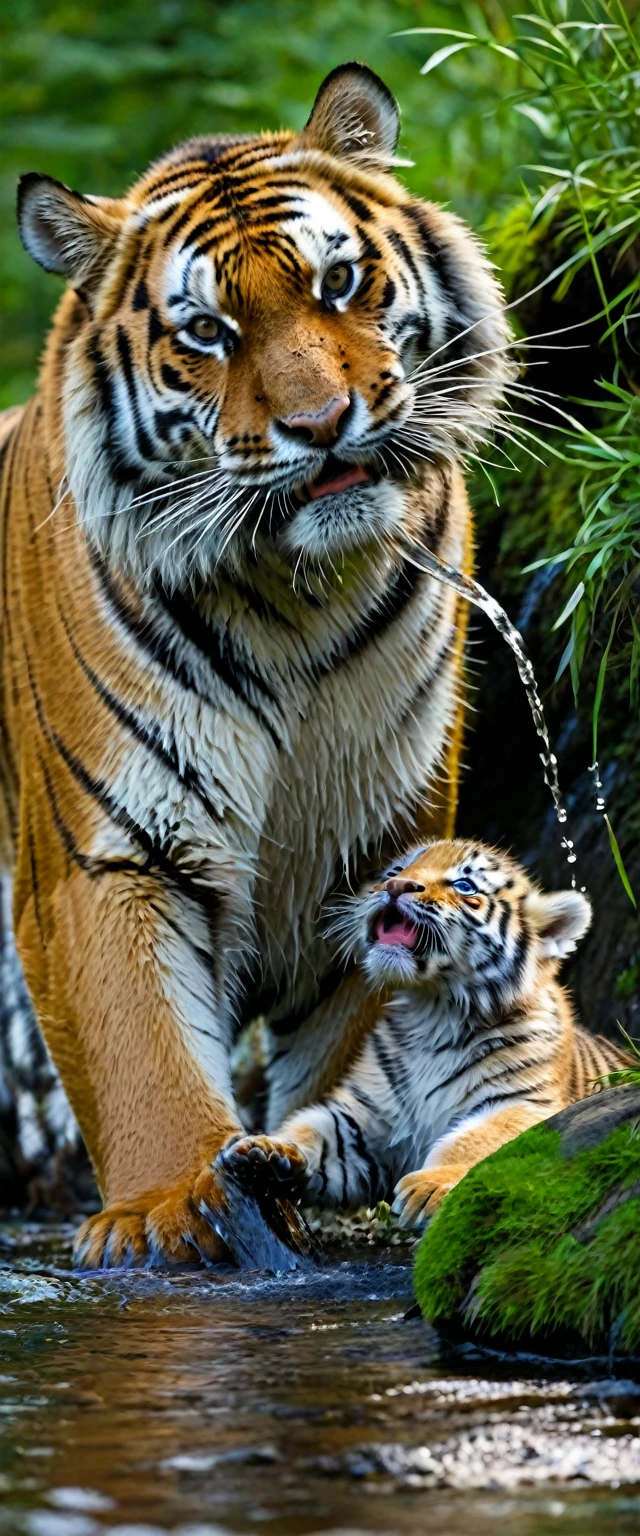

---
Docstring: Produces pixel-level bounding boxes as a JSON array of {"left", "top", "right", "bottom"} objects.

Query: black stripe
[
  {"left": 132, "top": 278, "right": 149, "bottom": 311},
  {"left": 340, "top": 1109, "right": 381, "bottom": 1202},
  {"left": 155, "top": 583, "right": 283, "bottom": 746},
  {"left": 372, "top": 1028, "right": 403, "bottom": 1098},
  {"left": 457, "top": 1085, "right": 553, "bottom": 1124},
  {"left": 396, "top": 624, "right": 455, "bottom": 732},
  {"left": 59, "top": 608, "right": 225, "bottom": 825},
  {"left": 316, "top": 1140, "right": 329, "bottom": 1199},
  {"left": 402, "top": 203, "right": 462, "bottom": 323},
  {"left": 115, "top": 326, "right": 155, "bottom": 460},
  {"left": 37, "top": 746, "right": 90, "bottom": 871},
  {"left": 317, "top": 556, "right": 424, "bottom": 681},
  {"left": 88, "top": 332, "right": 138, "bottom": 486},
  {"left": 335, "top": 187, "right": 372, "bottom": 224},
  {"left": 160, "top": 363, "right": 191, "bottom": 393},
  {"left": 26, "top": 818, "right": 45, "bottom": 947},
  {"left": 88, "top": 545, "right": 209, "bottom": 699},
  {"left": 386, "top": 227, "right": 421, "bottom": 289},
  {"left": 330, "top": 1108, "right": 348, "bottom": 1206},
  {"left": 197, "top": 208, "right": 306, "bottom": 257},
  {"left": 27, "top": 659, "right": 220, "bottom": 915}
]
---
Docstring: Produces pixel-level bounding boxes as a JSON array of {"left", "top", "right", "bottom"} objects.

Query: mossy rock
[{"left": 414, "top": 1086, "right": 640, "bottom": 1358}]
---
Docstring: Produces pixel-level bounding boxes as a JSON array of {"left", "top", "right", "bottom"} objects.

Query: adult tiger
[{"left": 0, "top": 64, "right": 511, "bottom": 1266}]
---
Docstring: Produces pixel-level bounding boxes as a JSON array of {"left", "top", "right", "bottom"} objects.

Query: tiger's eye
[
  {"left": 322, "top": 262, "right": 354, "bottom": 300},
  {"left": 189, "top": 315, "right": 220, "bottom": 342}
]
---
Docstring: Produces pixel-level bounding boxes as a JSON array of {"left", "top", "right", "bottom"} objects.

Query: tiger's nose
[
  {"left": 279, "top": 394, "right": 351, "bottom": 447},
  {"left": 384, "top": 878, "right": 425, "bottom": 900}
]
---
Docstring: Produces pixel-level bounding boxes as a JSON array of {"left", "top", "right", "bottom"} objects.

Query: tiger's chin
[
  {"left": 279, "top": 477, "right": 406, "bottom": 561},
  {"left": 361, "top": 941, "right": 421, "bottom": 988}
]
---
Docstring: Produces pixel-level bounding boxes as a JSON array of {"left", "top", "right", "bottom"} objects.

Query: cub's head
[
  {"left": 18, "top": 64, "right": 511, "bottom": 585},
  {"left": 338, "top": 839, "right": 591, "bottom": 1006}
]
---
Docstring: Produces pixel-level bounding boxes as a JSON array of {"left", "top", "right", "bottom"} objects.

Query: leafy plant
[{"left": 407, "top": 0, "right": 640, "bottom": 900}]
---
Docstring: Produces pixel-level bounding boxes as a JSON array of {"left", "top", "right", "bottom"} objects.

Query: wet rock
[
  {"left": 548, "top": 1084, "right": 640, "bottom": 1157},
  {"left": 413, "top": 1088, "right": 640, "bottom": 1359}
]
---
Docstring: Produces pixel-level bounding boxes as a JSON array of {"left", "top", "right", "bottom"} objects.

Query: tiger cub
[{"left": 221, "top": 839, "right": 629, "bottom": 1225}]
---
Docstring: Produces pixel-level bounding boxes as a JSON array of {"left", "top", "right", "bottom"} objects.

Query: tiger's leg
[
  {"left": 221, "top": 996, "right": 402, "bottom": 1209},
  {"left": 219, "top": 1088, "right": 388, "bottom": 1212},
  {"left": 393, "top": 1102, "right": 554, "bottom": 1226},
  {"left": 15, "top": 858, "right": 242, "bottom": 1269}
]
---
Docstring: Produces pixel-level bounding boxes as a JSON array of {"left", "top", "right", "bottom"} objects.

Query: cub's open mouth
[
  {"left": 372, "top": 903, "right": 419, "bottom": 950},
  {"left": 295, "top": 454, "right": 373, "bottom": 508}
]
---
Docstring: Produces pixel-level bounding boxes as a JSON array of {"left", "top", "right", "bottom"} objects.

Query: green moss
[{"left": 414, "top": 1120, "right": 640, "bottom": 1352}]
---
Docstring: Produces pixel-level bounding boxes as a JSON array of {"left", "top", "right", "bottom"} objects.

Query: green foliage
[
  {"left": 0, "top": 0, "right": 540, "bottom": 409},
  {"left": 599, "top": 1024, "right": 640, "bottom": 1087},
  {"left": 414, "top": 1117, "right": 640, "bottom": 1350},
  {"left": 410, "top": 0, "right": 640, "bottom": 894}
]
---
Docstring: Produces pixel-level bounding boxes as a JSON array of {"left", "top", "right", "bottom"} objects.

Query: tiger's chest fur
[
  {"left": 1, "top": 400, "right": 466, "bottom": 1038},
  {"left": 92, "top": 471, "right": 466, "bottom": 1026}
]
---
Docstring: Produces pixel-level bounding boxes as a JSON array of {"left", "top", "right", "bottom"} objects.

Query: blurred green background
[{"left": 0, "top": 0, "right": 535, "bottom": 408}]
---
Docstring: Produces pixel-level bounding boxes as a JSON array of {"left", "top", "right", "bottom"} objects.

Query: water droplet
[
  {"left": 567, "top": 853, "right": 577, "bottom": 864},
  {"left": 404, "top": 538, "right": 580, "bottom": 883}
]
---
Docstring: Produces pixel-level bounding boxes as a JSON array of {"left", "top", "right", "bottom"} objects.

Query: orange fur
[
  {"left": 1, "top": 67, "right": 513, "bottom": 1265},
  {"left": 224, "top": 839, "right": 631, "bottom": 1226}
]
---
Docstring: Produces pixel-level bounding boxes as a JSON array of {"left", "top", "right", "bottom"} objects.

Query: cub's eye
[
  {"left": 185, "top": 314, "right": 222, "bottom": 344},
  {"left": 321, "top": 262, "right": 355, "bottom": 302},
  {"left": 452, "top": 877, "right": 478, "bottom": 896}
]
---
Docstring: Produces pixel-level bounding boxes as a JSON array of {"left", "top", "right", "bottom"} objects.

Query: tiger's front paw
[
  {"left": 216, "top": 1132, "right": 308, "bottom": 1201},
  {"left": 73, "top": 1164, "right": 230, "bottom": 1270},
  {"left": 392, "top": 1164, "right": 465, "bottom": 1227}
]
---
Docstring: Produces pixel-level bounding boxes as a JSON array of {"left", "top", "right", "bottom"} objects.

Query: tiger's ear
[
  {"left": 527, "top": 888, "right": 592, "bottom": 960},
  {"left": 301, "top": 63, "right": 400, "bottom": 170},
  {"left": 17, "top": 173, "right": 125, "bottom": 287}
]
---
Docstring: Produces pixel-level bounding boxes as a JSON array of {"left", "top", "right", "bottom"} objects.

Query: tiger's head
[
  {"left": 336, "top": 838, "right": 591, "bottom": 1009},
  {"left": 18, "top": 64, "right": 512, "bottom": 585}
]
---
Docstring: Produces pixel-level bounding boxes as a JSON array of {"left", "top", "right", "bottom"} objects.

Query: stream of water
[
  {"left": 1, "top": 1222, "right": 639, "bottom": 1536},
  {"left": 404, "top": 538, "right": 583, "bottom": 884}
]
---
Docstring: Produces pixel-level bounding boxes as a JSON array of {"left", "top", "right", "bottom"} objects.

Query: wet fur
[
  {"left": 228, "top": 840, "right": 631, "bottom": 1225},
  {"left": 0, "top": 67, "right": 512, "bottom": 1262}
]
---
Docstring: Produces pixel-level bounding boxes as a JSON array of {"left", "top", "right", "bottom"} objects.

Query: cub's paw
[
  {"left": 216, "top": 1133, "right": 308, "bottom": 1201},
  {"left": 392, "top": 1165, "right": 465, "bottom": 1227},
  {"left": 73, "top": 1165, "right": 230, "bottom": 1271}
]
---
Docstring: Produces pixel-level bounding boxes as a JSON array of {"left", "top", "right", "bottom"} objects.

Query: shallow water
[{"left": 1, "top": 1223, "right": 640, "bottom": 1536}]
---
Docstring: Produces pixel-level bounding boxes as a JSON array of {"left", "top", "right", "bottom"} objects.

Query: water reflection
[{"left": 1, "top": 1223, "right": 639, "bottom": 1536}]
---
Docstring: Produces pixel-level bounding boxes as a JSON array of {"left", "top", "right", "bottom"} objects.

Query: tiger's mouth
[
  {"left": 369, "top": 902, "right": 419, "bottom": 951},
  {"left": 365, "top": 898, "right": 449, "bottom": 968},
  {"left": 293, "top": 453, "right": 377, "bottom": 509}
]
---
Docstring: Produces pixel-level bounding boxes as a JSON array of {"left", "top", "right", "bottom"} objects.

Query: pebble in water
[{"left": 403, "top": 537, "right": 579, "bottom": 887}]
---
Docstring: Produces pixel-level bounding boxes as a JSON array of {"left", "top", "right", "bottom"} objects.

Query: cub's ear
[
  {"left": 527, "top": 888, "right": 592, "bottom": 960},
  {"left": 301, "top": 63, "right": 400, "bottom": 170},
  {"left": 17, "top": 173, "right": 125, "bottom": 287}
]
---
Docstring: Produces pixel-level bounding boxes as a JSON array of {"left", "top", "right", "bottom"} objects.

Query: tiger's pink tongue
[
  {"left": 308, "top": 465, "right": 369, "bottom": 500},
  {"left": 375, "top": 914, "right": 418, "bottom": 948}
]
